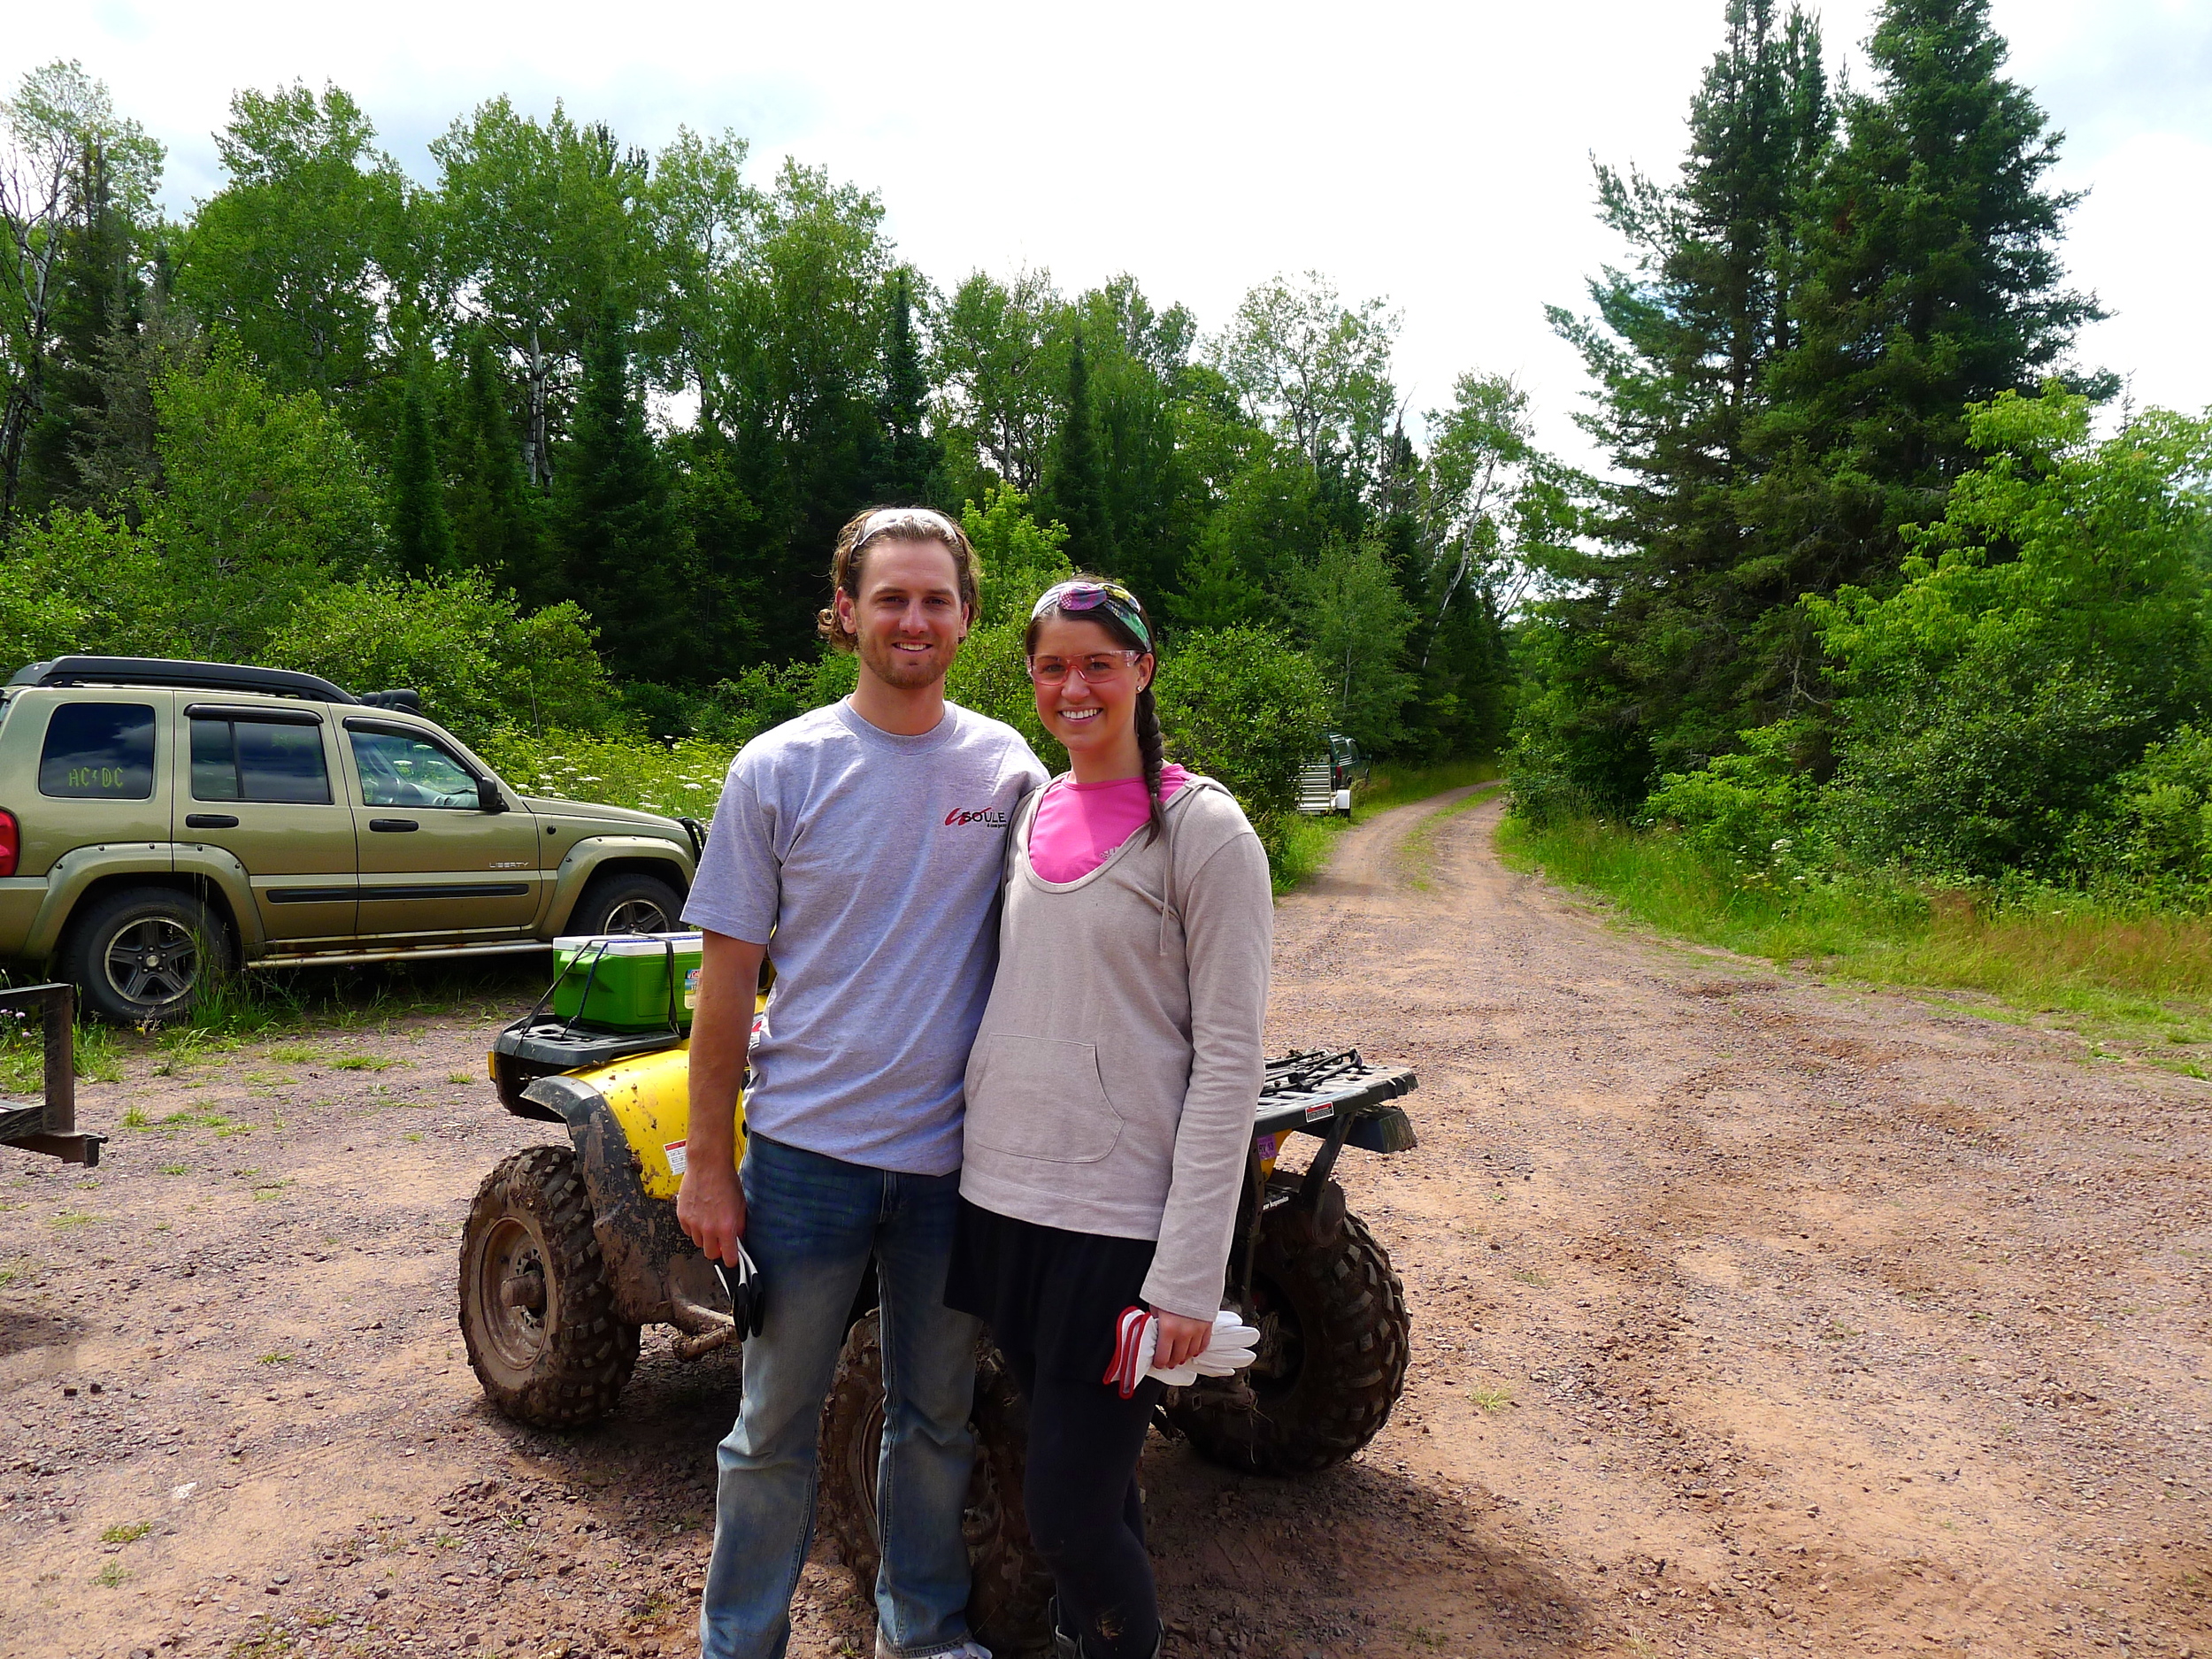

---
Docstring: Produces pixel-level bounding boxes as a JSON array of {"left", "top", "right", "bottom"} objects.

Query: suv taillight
[{"left": 0, "top": 809, "right": 15, "bottom": 878}]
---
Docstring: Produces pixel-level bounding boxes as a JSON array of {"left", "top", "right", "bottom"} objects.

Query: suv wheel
[
  {"left": 61, "top": 886, "right": 232, "bottom": 1026},
  {"left": 570, "top": 872, "right": 683, "bottom": 936}
]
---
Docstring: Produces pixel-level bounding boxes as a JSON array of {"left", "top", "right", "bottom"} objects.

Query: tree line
[
  {"left": 1510, "top": 0, "right": 2212, "bottom": 904},
  {"left": 0, "top": 66, "right": 1561, "bottom": 769}
]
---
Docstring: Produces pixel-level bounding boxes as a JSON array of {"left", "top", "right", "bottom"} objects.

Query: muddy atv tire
[
  {"left": 818, "top": 1311, "right": 1052, "bottom": 1655},
  {"left": 1165, "top": 1193, "right": 1409, "bottom": 1474},
  {"left": 459, "top": 1145, "right": 640, "bottom": 1425}
]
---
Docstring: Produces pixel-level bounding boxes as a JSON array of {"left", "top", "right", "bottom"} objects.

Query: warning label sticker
[{"left": 664, "top": 1140, "right": 688, "bottom": 1176}]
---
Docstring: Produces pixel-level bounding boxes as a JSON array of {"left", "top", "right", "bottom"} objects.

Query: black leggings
[{"left": 1002, "top": 1347, "right": 1163, "bottom": 1659}]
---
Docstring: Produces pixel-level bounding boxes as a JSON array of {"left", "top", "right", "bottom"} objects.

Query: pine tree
[
  {"left": 1038, "top": 328, "right": 1114, "bottom": 571},
  {"left": 448, "top": 332, "right": 544, "bottom": 599},
  {"left": 872, "top": 268, "right": 939, "bottom": 503},
  {"left": 1526, "top": 0, "right": 2105, "bottom": 808},
  {"left": 1745, "top": 0, "right": 2108, "bottom": 604},
  {"left": 388, "top": 354, "right": 455, "bottom": 575},
  {"left": 550, "top": 300, "right": 688, "bottom": 681},
  {"left": 1541, "top": 0, "right": 1832, "bottom": 789},
  {"left": 20, "top": 143, "right": 144, "bottom": 515}
]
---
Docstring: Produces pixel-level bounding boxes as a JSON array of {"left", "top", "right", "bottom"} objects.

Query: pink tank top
[{"left": 1026, "top": 764, "right": 1191, "bottom": 882}]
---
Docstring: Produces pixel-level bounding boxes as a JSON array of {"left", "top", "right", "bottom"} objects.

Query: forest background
[
  {"left": 0, "top": 39, "right": 1540, "bottom": 869},
  {"left": 3, "top": 0, "right": 2208, "bottom": 918}
]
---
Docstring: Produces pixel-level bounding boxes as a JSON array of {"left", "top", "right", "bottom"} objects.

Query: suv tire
[
  {"left": 459, "top": 1145, "right": 640, "bottom": 1426},
  {"left": 818, "top": 1311, "right": 1051, "bottom": 1654},
  {"left": 61, "top": 885, "right": 232, "bottom": 1026},
  {"left": 569, "top": 872, "right": 683, "bottom": 936}
]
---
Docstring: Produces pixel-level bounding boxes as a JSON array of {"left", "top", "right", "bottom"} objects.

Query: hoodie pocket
[{"left": 964, "top": 1034, "right": 1125, "bottom": 1164}]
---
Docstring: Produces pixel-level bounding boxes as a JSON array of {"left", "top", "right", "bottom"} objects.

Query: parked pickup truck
[{"left": 0, "top": 656, "right": 702, "bottom": 1024}]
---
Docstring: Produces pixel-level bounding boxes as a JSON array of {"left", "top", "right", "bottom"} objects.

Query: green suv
[{"left": 0, "top": 657, "right": 703, "bottom": 1024}]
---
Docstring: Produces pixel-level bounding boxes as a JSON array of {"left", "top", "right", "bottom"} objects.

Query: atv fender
[{"left": 522, "top": 1058, "right": 737, "bottom": 1332}]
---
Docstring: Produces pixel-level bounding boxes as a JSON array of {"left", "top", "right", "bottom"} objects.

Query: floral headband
[{"left": 1030, "top": 579, "right": 1153, "bottom": 652}]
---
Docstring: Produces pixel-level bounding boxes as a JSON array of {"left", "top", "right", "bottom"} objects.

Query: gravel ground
[{"left": 3, "top": 788, "right": 2208, "bottom": 1659}]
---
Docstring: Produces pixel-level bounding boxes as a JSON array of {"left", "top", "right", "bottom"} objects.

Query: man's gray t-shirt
[{"left": 682, "top": 699, "right": 1046, "bottom": 1175}]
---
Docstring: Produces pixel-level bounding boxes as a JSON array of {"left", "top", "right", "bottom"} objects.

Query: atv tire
[
  {"left": 818, "top": 1311, "right": 1052, "bottom": 1655},
  {"left": 1165, "top": 1195, "right": 1409, "bottom": 1474},
  {"left": 459, "top": 1145, "right": 640, "bottom": 1426}
]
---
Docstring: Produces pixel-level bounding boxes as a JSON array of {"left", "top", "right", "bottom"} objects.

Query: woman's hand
[{"left": 1152, "top": 1310, "right": 1213, "bottom": 1371}]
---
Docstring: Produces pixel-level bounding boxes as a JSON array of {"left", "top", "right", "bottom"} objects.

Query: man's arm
[{"left": 677, "top": 928, "right": 767, "bottom": 1266}]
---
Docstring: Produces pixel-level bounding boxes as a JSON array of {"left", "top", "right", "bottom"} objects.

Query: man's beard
[{"left": 859, "top": 631, "right": 951, "bottom": 689}]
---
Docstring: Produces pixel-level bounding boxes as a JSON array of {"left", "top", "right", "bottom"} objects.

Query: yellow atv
[{"left": 459, "top": 959, "right": 1419, "bottom": 1652}]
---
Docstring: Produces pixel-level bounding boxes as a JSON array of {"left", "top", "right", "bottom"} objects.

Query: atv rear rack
[{"left": 1256, "top": 1048, "right": 1418, "bottom": 1149}]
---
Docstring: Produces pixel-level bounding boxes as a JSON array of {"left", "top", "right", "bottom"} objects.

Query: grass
[
  {"left": 0, "top": 1013, "right": 126, "bottom": 1094},
  {"left": 99, "top": 1521, "right": 151, "bottom": 1544},
  {"left": 1468, "top": 1384, "right": 1516, "bottom": 1413},
  {"left": 1355, "top": 756, "right": 1502, "bottom": 820},
  {"left": 1499, "top": 812, "right": 2212, "bottom": 1062}
]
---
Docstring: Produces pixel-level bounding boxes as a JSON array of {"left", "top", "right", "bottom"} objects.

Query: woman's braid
[{"left": 1135, "top": 679, "right": 1168, "bottom": 847}]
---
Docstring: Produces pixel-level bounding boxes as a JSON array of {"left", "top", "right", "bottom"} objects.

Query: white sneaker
[{"left": 874, "top": 1634, "right": 992, "bottom": 1659}]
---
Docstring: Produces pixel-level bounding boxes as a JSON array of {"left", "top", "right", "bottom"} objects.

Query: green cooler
[{"left": 549, "top": 932, "right": 703, "bottom": 1033}]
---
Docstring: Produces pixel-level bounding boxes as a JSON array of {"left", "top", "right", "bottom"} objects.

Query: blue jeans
[{"left": 701, "top": 1132, "right": 982, "bottom": 1659}]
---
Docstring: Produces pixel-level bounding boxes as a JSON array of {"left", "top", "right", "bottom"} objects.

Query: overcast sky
[{"left": 10, "top": 0, "right": 2208, "bottom": 466}]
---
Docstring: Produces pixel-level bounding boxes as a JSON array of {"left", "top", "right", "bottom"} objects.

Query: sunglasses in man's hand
[{"left": 715, "top": 1242, "right": 765, "bottom": 1338}]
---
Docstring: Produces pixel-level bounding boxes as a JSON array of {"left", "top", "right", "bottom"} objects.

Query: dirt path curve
[
  {"left": 4, "top": 791, "right": 2209, "bottom": 1659},
  {"left": 1175, "top": 787, "right": 2209, "bottom": 1659}
]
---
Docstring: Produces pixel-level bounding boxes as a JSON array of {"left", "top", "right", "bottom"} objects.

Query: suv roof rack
[{"left": 11, "top": 656, "right": 362, "bottom": 703}]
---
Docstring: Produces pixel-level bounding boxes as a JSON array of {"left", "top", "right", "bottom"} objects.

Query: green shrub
[
  {"left": 1154, "top": 626, "right": 1331, "bottom": 856},
  {"left": 2067, "top": 724, "right": 2212, "bottom": 900},
  {"left": 691, "top": 657, "right": 857, "bottom": 749},
  {"left": 472, "top": 727, "right": 738, "bottom": 819},
  {"left": 1641, "top": 719, "right": 1834, "bottom": 888},
  {"left": 264, "top": 571, "right": 617, "bottom": 740}
]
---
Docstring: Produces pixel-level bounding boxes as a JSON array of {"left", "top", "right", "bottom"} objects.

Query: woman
[{"left": 947, "top": 577, "right": 1274, "bottom": 1659}]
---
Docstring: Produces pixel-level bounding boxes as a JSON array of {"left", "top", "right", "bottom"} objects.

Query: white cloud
[{"left": 7, "top": 0, "right": 2203, "bottom": 469}]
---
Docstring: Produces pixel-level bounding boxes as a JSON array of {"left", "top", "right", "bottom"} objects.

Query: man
[{"left": 678, "top": 504, "right": 1047, "bottom": 1659}]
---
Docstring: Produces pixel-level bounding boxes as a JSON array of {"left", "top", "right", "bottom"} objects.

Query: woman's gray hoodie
[{"left": 958, "top": 775, "right": 1273, "bottom": 1318}]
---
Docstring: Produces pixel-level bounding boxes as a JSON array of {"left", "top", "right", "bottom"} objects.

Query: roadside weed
[
  {"left": 1468, "top": 1385, "right": 1515, "bottom": 1412},
  {"left": 99, "top": 1521, "right": 151, "bottom": 1544}
]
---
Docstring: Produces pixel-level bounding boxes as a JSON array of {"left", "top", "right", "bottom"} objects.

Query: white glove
[{"left": 1139, "top": 1308, "right": 1261, "bottom": 1386}]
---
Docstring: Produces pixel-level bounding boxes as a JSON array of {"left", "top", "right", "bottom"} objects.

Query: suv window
[
  {"left": 39, "top": 703, "right": 157, "bottom": 799},
  {"left": 191, "top": 718, "right": 333, "bottom": 804},
  {"left": 348, "top": 727, "right": 481, "bottom": 809}
]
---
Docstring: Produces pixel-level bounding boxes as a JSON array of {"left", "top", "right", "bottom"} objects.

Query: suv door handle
[
  {"left": 184, "top": 814, "right": 240, "bottom": 830},
  {"left": 368, "top": 818, "right": 420, "bottom": 833}
]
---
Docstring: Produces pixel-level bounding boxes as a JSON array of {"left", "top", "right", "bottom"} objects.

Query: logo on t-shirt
[{"left": 944, "top": 806, "right": 1011, "bottom": 828}]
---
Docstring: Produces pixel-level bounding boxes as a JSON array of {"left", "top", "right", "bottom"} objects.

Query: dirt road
[{"left": 5, "top": 789, "right": 2209, "bottom": 1659}]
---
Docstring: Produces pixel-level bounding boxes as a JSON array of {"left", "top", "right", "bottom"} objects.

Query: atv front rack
[{"left": 489, "top": 1018, "right": 680, "bottom": 1120}]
